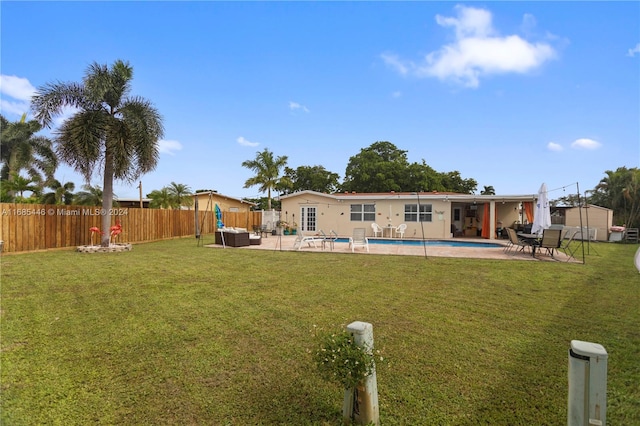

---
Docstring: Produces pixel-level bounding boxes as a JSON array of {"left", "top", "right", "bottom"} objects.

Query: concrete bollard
[
  {"left": 342, "top": 321, "right": 380, "bottom": 426},
  {"left": 568, "top": 340, "right": 608, "bottom": 426}
]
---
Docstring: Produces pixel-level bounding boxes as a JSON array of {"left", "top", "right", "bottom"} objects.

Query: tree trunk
[{"left": 101, "top": 150, "right": 114, "bottom": 247}]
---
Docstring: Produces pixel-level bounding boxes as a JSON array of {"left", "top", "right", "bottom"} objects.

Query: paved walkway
[{"left": 206, "top": 234, "right": 578, "bottom": 262}]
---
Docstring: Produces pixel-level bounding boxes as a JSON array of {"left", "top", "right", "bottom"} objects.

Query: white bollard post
[
  {"left": 568, "top": 340, "right": 608, "bottom": 426},
  {"left": 342, "top": 321, "right": 380, "bottom": 426}
]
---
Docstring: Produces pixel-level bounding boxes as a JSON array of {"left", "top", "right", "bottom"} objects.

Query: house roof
[
  {"left": 278, "top": 190, "right": 538, "bottom": 203},
  {"left": 194, "top": 191, "right": 257, "bottom": 206}
]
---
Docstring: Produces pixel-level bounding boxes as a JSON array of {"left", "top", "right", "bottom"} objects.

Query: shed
[{"left": 554, "top": 204, "right": 613, "bottom": 242}]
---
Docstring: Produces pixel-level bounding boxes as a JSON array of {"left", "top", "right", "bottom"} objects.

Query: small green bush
[{"left": 313, "top": 329, "right": 376, "bottom": 389}]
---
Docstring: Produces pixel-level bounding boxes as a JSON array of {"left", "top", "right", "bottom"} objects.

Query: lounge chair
[
  {"left": 395, "top": 224, "right": 407, "bottom": 239},
  {"left": 349, "top": 228, "right": 369, "bottom": 253},
  {"left": 371, "top": 223, "right": 383, "bottom": 237},
  {"left": 292, "top": 230, "right": 326, "bottom": 251}
]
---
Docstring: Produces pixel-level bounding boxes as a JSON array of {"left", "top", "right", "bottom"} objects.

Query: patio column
[{"left": 489, "top": 200, "right": 496, "bottom": 240}]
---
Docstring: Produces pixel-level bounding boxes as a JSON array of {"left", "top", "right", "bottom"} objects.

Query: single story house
[
  {"left": 193, "top": 191, "right": 256, "bottom": 213},
  {"left": 279, "top": 190, "right": 542, "bottom": 240}
]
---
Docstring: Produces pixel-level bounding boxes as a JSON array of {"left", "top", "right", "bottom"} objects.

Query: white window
[
  {"left": 350, "top": 204, "right": 376, "bottom": 221},
  {"left": 404, "top": 204, "right": 432, "bottom": 222}
]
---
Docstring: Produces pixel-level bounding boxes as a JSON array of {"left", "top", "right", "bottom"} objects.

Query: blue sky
[{"left": 1, "top": 1, "right": 639, "bottom": 202}]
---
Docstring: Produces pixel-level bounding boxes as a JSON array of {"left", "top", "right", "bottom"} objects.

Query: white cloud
[
  {"left": 380, "top": 53, "right": 410, "bottom": 76},
  {"left": 0, "top": 74, "right": 36, "bottom": 100},
  {"left": 571, "top": 138, "right": 601, "bottom": 150},
  {"left": 236, "top": 136, "right": 259, "bottom": 147},
  {"left": 0, "top": 74, "right": 37, "bottom": 117},
  {"left": 382, "top": 5, "right": 557, "bottom": 88},
  {"left": 391, "top": 91, "right": 402, "bottom": 98},
  {"left": 288, "top": 101, "right": 309, "bottom": 113},
  {"left": 0, "top": 98, "right": 31, "bottom": 116},
  {"left": 627, "top": 43, "right": 640, "bottom": 57},
  {"left": 547, "top": 142, "right": 563, "bottom": 152},
  {"left": 158, "top": 139, "right": 183, "bottom": 155}
]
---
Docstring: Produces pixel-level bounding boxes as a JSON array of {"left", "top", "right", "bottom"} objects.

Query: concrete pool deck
[{"left": 206, "top": 234, "right": 580, "bottom": 262}]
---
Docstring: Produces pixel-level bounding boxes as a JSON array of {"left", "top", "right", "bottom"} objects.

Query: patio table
[{"left": 518, "top": 233, "right": 541, "bottom": 257}]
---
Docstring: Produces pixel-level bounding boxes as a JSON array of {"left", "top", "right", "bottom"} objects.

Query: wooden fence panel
[{"left": 0, "top": 203, "right": 248, "bottom": 254}]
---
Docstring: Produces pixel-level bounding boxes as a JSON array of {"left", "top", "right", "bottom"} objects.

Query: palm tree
[
  {"left": 241, "top": 148, "right": 288, "bottom": 210},
  {"left": 73, "top": 184, "right": 105, "bottom": 206},
  {"left": 3, "top": 172, "right": 41, "bottom": 201},
  {"left": 42, "top": 179, "right": 75, "bottom": 205},
  {"left": 0, "top": 113, "right": 57, "bottom": 197},
  {"left": 167, "top": 182, "right": 193, "bottom": 209},
  {"left": 31, "top": 60, "right": 164, "bottom": 246},
  {"left": 481, "top": 185, "right": 496, "bottom": 195},
  {"left": 147, "top": 187, "right": 176, "bottom": 209}
]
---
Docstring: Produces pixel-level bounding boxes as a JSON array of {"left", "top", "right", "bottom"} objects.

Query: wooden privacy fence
[{"left": 0, "top": 203, "right": 261, "bottom": 253}]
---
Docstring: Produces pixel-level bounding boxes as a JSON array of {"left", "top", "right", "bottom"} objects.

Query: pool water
[{"left": 332, "top": 238, "right": 502, "bottom": 248}]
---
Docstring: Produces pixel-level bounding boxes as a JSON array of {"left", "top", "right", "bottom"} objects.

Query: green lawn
[{"left": 1, "top": 238, "right": 639, "bottom": 425}]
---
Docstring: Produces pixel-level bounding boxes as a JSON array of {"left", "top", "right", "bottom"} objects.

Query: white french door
[{"left": 300, "top": 206, "right": 317, "bottom": 232}]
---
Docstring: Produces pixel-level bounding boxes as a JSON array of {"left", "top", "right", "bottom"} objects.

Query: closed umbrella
[
  {"left": 215, "top": 204, "right": 224, "bottom": 229},
  {"left": 531, "top": 183, "right": 551, "bottom": 236}
]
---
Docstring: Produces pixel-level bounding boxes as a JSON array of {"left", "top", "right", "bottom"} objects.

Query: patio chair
[
  {"left": 321, "top": 230, "right": 339, "bottom": 251},
  {"left": 558, "top": 228, "right": 579, "bottom": 262},
  {"left": 292, "top": 230, "right": 325, "bottom": 251},
  {"left": 505, "top": 227, "right": 532, "bottom": 255},
  {"left": 349, "top": 228, "right": 369, "bottom": 253},
  {"left": 534, "top": 228, "right": 562, "bottom": 258},
  {"left": 371, "top": 223, "right": 383, "bottom": 237},
  {"left": 395, "top": 224, "right": 407, "bottom": 239}
]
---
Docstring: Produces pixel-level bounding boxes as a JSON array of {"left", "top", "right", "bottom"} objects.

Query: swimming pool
[{"left": 332, "top": 238, "right": 502, "bottom": 248}]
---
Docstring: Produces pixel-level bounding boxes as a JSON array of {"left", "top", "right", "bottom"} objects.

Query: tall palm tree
[
  {"left": 241, "top": 148, "right": 288, "bottom": 210},
  {"left": 167, "top": 182, "right": 193, "bottom": 209},
  {"left": 73, "top": 184, "right": 106, "bottom": 206},
  {"left": 42, "top": 179, "right": 75, "bottom": 205},
  {"left": 31, "top": 60, "right": 164, "bottom": 246},
  {"left": 0, "top": 113, "right": 57, "bottom": 197}
]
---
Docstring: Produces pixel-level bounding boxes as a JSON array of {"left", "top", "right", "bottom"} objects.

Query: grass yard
[{"left": 1, "top": 238, "right": 639, "bottom": 425}]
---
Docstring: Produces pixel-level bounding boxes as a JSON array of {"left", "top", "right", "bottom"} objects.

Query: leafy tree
[
  {"left": 42, "top": 179, "right": 75, "bottom": 205},
  {"left": 550, "top": 193, "right": 581, "bottom": 208},
  {"left": 438, "top": 171, "right": 477, "bottom": 194},
  {"left": 0, "top": 113, "right": 57, "bottom": 197},
  {"left": 591, "top": 167, "right": 640, "bottom": 228},
  {"left": 281, "top": 165, "right": 340, "bottom": 194},
  {"left": 342, "top": 141, "right": 410, "bottom": 193},
  {"left": 73, "top": 184, "right": 105, "bottom": 206},
  {"left": 167, "top": 182, "right": 193, "bottom": 208},
  {"left": 31, "top": 60, "right": 164, "bottom": 246},
  {"left": 342, "top": 141, "right": 477, "bottom": 194},
  {"left": 241, "top": 148, "right": 288, "bottom": 210},
  {"left": 147, "top": 187, "right": 176, "bottom": 209},
  {"left": 480, "top": 185, "right": 495, "bottom": 195},
  {"left": 243, "top": 196, "right": 280, "bottom": 211}
]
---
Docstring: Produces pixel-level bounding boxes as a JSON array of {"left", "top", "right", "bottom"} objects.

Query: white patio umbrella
[{"left": 531, "top": 183, "right": 551, "bottom": 236}]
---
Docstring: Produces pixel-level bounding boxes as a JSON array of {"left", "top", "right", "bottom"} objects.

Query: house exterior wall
[
  {"left": 281, "top": 193, "right": 452, "bottom": 239},
  {"left": 564, "top": 205, "right": 612, "bottom": 241}
]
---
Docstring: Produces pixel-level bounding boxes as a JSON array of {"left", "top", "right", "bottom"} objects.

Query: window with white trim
[
  {"left": 350, "top": 204, "right": 376, "bottom": 221},
  {"left": 404, "top": 204, "right": 432, "bottom": 222}
]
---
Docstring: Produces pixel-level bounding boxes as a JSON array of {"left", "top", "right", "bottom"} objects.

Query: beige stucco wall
[{"left": 281, "top": 194, "right": 453, "bottom": 239}]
